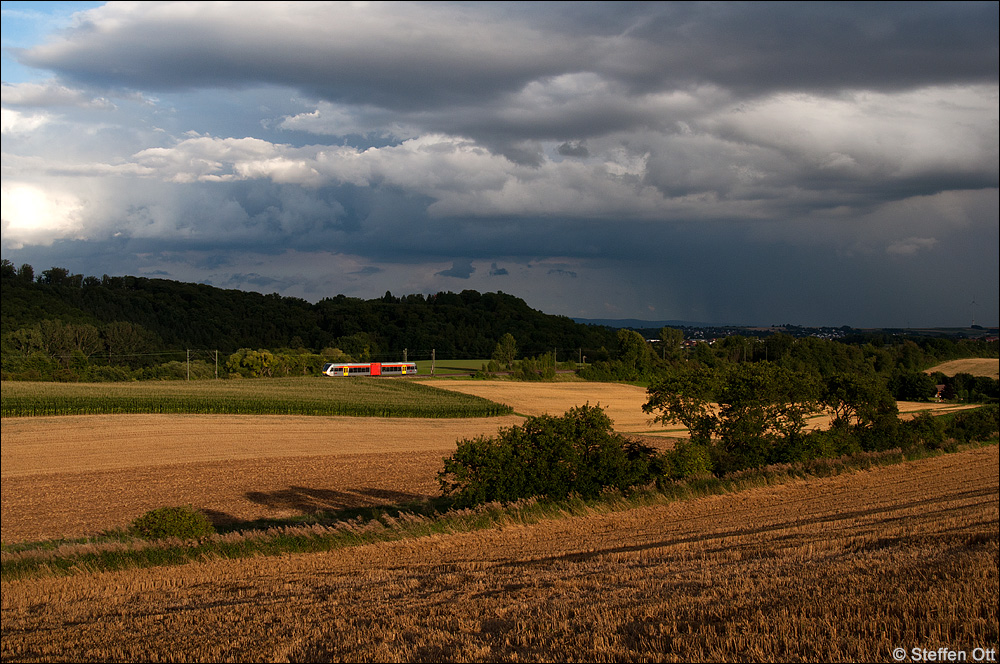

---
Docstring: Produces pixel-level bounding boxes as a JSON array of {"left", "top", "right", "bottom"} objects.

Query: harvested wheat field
[
  {"left": 1, "top": 414, "right": 522, "bottom": 544},
  {"left": 3, "top": 445, "right": 997, "bottom": 663},
  {"left": 423, "top": 380, "right": 975, "bottom": 432},
  {"left": 1, "top": 383, "right": 973, "bottom": 544},
  {"left": 926, "top": 358, "right": 1000, "bottom": 379},
  {"left": 417, "top": 379, "right": 671, "bottom": 434},
  {"left": 1, "top": 381, "right": 683, "bottom": 544}
]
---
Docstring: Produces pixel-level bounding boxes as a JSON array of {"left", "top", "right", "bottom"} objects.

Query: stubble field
[
  {"left": 2, "top": 444, "right": 996, "bottom": 662},
  {"left": 924, "top": 357, "right": 1000, "bottom": 379},
  {"left": 2, "top": 376, "right": 997, "bottom": 662}
]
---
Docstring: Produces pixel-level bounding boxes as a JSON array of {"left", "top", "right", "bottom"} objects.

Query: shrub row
[{"left": 440, "top": 404, "right": 999, "bottom": 506}]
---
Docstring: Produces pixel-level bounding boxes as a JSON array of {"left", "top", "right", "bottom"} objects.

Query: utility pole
[
  {"left": 431, "top": 349, "right": 435, "bottom": 376},
  {"left": 215, "top": 350, "right": 218, "bottom": 379},
  {"left": 186, "top": 349, "right": 190, "bottom": 380}
]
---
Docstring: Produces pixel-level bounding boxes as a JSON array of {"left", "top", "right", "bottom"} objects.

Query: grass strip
[{"left": 3, "top": 438, "right": 995, "bottom": 582}]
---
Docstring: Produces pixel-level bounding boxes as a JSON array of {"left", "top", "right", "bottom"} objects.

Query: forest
[{"left": 1, "top": 260, "right": 617, "bottom": 376}]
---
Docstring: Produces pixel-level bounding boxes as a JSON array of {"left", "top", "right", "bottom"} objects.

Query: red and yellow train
[{"left": 321, "top": 362, "right": 417, "bottom": 377}]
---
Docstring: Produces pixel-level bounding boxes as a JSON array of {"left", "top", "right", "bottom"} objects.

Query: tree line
[
  {"left": 2, "top": 260, "right": 996, "bottom": 387},
  {"left": 1, "top": 261, "right": 623, "bottom": 380}
]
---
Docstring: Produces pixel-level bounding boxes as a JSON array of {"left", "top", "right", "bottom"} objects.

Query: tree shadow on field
[
  {"left": 199, "top": 508, "right": 242, "bottom": 529},
  {"left": 246, "top": 485, "right": 426, "bottom": 513},
  {"left": 190, "top": 488, "right": 451, "bottom": 536}
]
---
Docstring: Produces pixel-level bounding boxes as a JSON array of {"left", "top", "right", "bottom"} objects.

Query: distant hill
[
  {"left": 0, "top": 262, "right": 619, "bottom": 361},
  {"left": 573, "top": 318, "right": 714, "bottom": 329}
]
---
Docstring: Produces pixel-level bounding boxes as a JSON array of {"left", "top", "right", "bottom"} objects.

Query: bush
[
  {"left": 899, "top": 412, "right": 946, "bottom": 450},
  {"left": 797, "top": 426, "right": 862, "bottom": 461},
  {"left": 438, "top": 405, "right": 664, "bottom": 507},
  {"left": 662, "top": 440, "right": 714, "bottom": 479},
  {"left": 86, "top": 365, "right": 135, "bottom": 382},
  {"left": 129, "top": 505, "right": 216, "bottom": 540},
  {"left": 943, "top": 404, "right": 999, "bottom": 443}
]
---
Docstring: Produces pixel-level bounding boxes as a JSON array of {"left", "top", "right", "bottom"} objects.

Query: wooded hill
[
  {"left": 0, "top": 261, "right": 618, "bottom": 365},
  {"left": 2, "top": 261, "right": 996, "bottom": 390}
]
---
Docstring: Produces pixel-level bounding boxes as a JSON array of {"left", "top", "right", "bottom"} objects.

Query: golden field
[
  {"left": 1, "top": 445, "right": 996, "bottom": 662},
  {"left": 0, "top": 381, "right": 976, "bottom": 543},
  {"left": 925, "top": 358, "right": 1000, "bottom": 379},
  {"left": 2, "top": 379, "right": 997, "bottom": 662}
]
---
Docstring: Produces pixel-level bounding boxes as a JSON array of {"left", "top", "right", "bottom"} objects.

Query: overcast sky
[{"left": 2, "top": 1, "right": 997, "bottom": 327}]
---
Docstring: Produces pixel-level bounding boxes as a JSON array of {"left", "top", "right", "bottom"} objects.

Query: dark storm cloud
[
  {"left": 224, "top": 273, "right": 281, "bottom": 289},
  {"left": 3, "top": 1, "right": 997, "bottom": 326},
  {"left": 604, "top": 2, "right": 998, "bottom": 94},
  {"left": 21, "top": 3, "right": 997, "bottom": 113},
  {"left": 488, "top": 263, "right": 509, "bottom": 277},
  {"left": 435, "top": 259, "right": 476, "bottom": 279},
  {"left": 557, "top": 141, "right": 590, "bottom": 158},
  {"left": 18, "top": 2, "right": 586, "bottom": 112}
]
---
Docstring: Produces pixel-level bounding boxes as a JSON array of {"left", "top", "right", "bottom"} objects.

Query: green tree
[
  {"left": 492, "top": 333, "right": 518, "bottom": 371},
  {"left": 225, "top": 348, "right": 276, "bottom": 377},
  {"left": 642, "top": 365, "right": 720, "bottom": 444},
  {"left": 658, "top": 327, "right": 684, "bottom": 364},
  {"left": 889, "top": 370, "right": 937, "bottom": 401},
  {"left": 822, "top": 372, "right": 898, "bottom": 431},
  {"left": 69, "top": 323, "right": 102, "bottom": 360},
  {"left": 104, "top": 321, "right": 157, "bottom": 368},
  {"left": 644, "top": 363, "right": 822, "bottom": 474},
  {"left": 715, "top": 335, "right": 754, "bottom": 364},
  {"left": 438, "top": 405, "right": 662, "bottom": 507},
  {"left": 712, "top": 363, "right": 821, "bottom": 472}
]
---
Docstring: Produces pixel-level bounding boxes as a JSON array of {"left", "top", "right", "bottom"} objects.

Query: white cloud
[
  {"left": 887, "top": 237, "right": 938, "bottom": 256},
  {"left": 1, "top": 81, "right": 115, "bottom": 109},
  {"left": 278, "top": 101, "right": 418, "bottom": 140},
  {"left": 0, "top": 182, "right": 85, "bottom": 248},
  {"left": 0, "top": 108, "right": 51, "bottom": 134},
  {"left": 704, "top": 86, "right": 999, "bottom": 180}
]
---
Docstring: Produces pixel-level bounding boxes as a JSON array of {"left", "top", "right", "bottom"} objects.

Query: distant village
[{"left": 635, "top": 324, "right": 1000, "bottom": 347}]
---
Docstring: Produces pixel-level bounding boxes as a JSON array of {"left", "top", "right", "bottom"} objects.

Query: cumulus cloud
[
  {"left": 887, "top": 237, "right": 939, "bottom": 256},
  {"left": 1, "top": 182, "right": 85, "bottom": 248},
  {"left": 1, "top": 81, "right": 115, "bottom": 109},
  {"left": 1, "top": 108, "right": 51, "bottom": 134}
]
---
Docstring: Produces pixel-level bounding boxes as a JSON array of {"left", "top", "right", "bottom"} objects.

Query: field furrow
[{"left": 2, "top": 445, "right": 996, "bottom": 663}]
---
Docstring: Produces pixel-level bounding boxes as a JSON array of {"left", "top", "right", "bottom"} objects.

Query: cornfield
[{"left": 0, "top": 377, "right": 513, "bottom": 418}]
